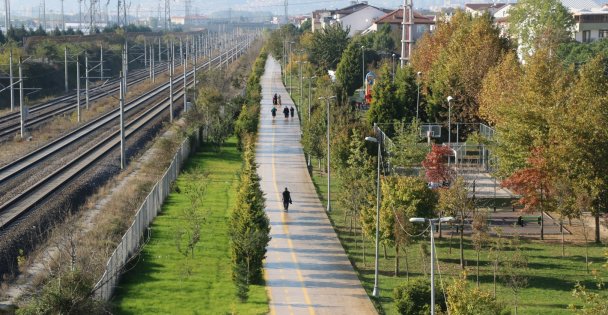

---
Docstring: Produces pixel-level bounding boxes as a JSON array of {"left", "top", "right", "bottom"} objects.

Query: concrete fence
[{"left": 93, "top": 131, "right": 201, "bottom": 301}]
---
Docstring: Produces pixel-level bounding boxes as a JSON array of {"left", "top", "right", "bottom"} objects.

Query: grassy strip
[
  {"left": 112, "top": 138, "right": 268, "bottom": 314},
  {"left": 309, "top": 168, "right": 606, "bottom": 315}
]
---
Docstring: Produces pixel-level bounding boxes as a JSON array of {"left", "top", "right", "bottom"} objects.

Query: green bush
[{"left": 393, "top": 278, "right": 446, "bottom": 315}]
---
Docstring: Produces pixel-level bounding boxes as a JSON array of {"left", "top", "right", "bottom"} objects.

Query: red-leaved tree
[
  {"left": 422, "top": 144, "right": 453, "bottom": 184},
  {"left": 501, "top": 147, "right": 553, "bottom": 239}
]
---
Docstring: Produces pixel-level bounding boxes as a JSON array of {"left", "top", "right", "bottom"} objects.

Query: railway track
[{"left": 0, "top": 35, "right": 252, "bottom": 232}]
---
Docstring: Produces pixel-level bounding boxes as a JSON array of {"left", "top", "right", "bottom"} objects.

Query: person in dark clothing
[
  {"left": 278, "top": 95, "right": 282, "bottom": 105},
  {"left": 282, "top": 187, "right": 292, "bottom": 211},
  {"left": 290, "top": 106, "right": 295, "bottom": 117},
  {"left": 271, "top": 107, "right": 277, "bottom": 118},
  {"left": 283, "top": 106, "right": 289, "bottom": 118},
  {"left": 273, "top": 93, "right": 277, "bottom": 105}
]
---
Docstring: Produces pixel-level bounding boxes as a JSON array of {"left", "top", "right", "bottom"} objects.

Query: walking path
[{"left": 257, "top": 57, "right": 377, "bottom": 315}]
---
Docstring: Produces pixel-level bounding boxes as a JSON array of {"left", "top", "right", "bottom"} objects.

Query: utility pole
[
  {"left": 144, "top": 38, "right": 147, "bottom": 68},
  {"left": 85, "top": 53, "right": 89, "bottom": 109},
  {"left": 64, "top": 47, "right": 68, "bottom": 93},
  {"left": 79, "top": 0, "right": 82, "bottom": 31},
  {"left": 9, "top": 49, "right": 14, "bottom": 111},
  {"left": 183, "top": 44, "right": 187, "bottom": 112},
  {"left": 169, "top": 57, "right": 173, "bottom": 122},
  {"left": 100, "top": 45, "right": 104, "bottom": 81},
  {"left": 119, "top": 72, "right": 125, "bottom": 169},
  {"left": 5, "top": 0, "right": 10, "bottom": 30},
  {"left": 19, "top": 58, "right": 24, "bottom": 138},
  {"left": 76, "top": 56, "right": 81, "bottom": 122},
  {"left": 60, "top": 0, "right": 65, "bottom": 31},
  {"left": 150, "top": 44, "right": 154, "bottom": 82}
]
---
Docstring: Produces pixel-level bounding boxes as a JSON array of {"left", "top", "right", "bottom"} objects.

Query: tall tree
[
  {"left": 411, "top": 10, "right": 507, "bottom": 123},
  {"left": 309, "top": 23, "right": 350, "bottom": 70},
  {"left": 508, "top": 0, "right": 574, "bottom": 58},
  {"left": 366, "top": 63, "right": 417, "bottom": 135},
  {"left": 379, "top": 176, "right": 438, "bottom": 276}
]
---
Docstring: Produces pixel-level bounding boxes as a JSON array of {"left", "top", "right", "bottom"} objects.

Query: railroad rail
[{"left": 0, "top": 35, "right": 252, "bottom": 232}]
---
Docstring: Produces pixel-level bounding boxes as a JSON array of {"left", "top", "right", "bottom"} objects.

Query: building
[
  {"left": 571, "top": 8, "right": 608, "bottom": 42},
  {"left": 369, "top": 8, "right": 436, "bottom": 42},
  {"left": 465, "top": 3, "right": 509, "bottom": 16},
  {"left": 486, "top": 0, "right": 608, "bottom": 43},
  {"left": 312, "top": 1, "right": 390, "bottom": 37}
]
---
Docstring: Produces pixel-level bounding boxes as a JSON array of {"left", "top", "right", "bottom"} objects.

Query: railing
[{"left": 93, "top": 131, "right": 200, "bottom": 301}]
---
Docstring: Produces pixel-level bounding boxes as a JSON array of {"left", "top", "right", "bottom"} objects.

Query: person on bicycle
[
  {"left": 271, "top": 107, "right": 277, "bottom": 119},
  {"left": 282, "top": 187, "right": 292, "bottom": 211}
]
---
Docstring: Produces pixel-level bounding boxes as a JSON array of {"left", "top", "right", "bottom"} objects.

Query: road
[{"left": 256, "top": 57, "right": 377, "bottom": 315}]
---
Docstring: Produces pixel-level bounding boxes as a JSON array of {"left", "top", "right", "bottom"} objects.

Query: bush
[
  {"left": 17, "top": 270, "right": 105, "bottom": 315},
  {"left": 393, "top": 278, "right": 446, "bottom": 315}
]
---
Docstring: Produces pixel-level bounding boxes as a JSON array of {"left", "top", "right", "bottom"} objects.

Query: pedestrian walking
[
  {"left": 283, "top": 106, "right": 289, "bottom": 118},
  {"left": 278, "top": 95, "right": 282, "bottom": 106},
  {"left": 290, "top": 106, "right": 295, "bottom": 117},
  {"left": 271, "top": 107, "right": 277, "bottom": 118}
]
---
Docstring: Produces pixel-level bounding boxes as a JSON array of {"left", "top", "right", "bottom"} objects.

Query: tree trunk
[
  {"left": 438, "top": 211, "right": 443, "bottom": 239},
  {"left": 449, "top": 230, "right": 453, "bottom": 254},
  {"left": 383, "top": 243, "right": 387, "bottom": 259},
  {"left": 420, "top": 245, "right": 427, "bottom": 276},
  {"left": 460, "top": 214, "right": 465, "bottom": 270},
  {"left": 595, "top": 212, "right": 601, "bottom": 244},
  {"left": 395, "top": 245, "right": 399, "bottom": 277},
  {"left": 404, "top": 246, "right": 409, "bottom": 282},
  {"left": 585, "top": 241, "right": 589, "bottom": 274},
  {"left": 561, "top": 221, "right": 565, "bottom": 258},
  {"left": 362, "top": 230, "right": 366, "bottom": 266},
  {"left": 476, "top": 250, "right": 480, "bottom": 288},
  {"left": 493, "top": 260, "right": 497, "bottom": 298}
]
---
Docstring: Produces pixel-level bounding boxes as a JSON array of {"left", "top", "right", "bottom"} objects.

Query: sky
[{"left": 7, "top": 0, "right": 443, "bottom": 19}]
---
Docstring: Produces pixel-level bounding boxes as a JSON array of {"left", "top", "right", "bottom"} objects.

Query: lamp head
[
  {"left": 417, "top": 71, "right": 422, "bottom": 76},
  {"left": 409, "top": 218, "right": 426, "bottom": 223},
  {"left": 365, "top": 136, "right": 378, "bottom": 143},
  {"left": 447, "top": 96, "right": 454, "bottom": 102}
]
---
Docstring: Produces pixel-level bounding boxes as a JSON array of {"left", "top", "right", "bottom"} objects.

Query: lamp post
[
  {"left": 361, "top": 45, "right": 366, "bottom": 89},
  {"left": 410, "top": 216, "right": 455, "bottom": 315},
  {"left": 416, "top": 71, "right": 422, "bottom": 120},
  {"left": 298, "top": 60, "right": 308, "bottom": 106},
  {"left": 392, "top": 53, "right": 396, "bottom": 83},
  {"left": 447, "top": 96, "right": 453, "bottom": 145},
  {"left": 365, "top": 130, "right": 381, "bottom": 297},
  {"left": 289, "top": 41, "right": 295, "bottom": 93},
  {"left": 319, "top": 96, "right": 336, "bottom": 212}
]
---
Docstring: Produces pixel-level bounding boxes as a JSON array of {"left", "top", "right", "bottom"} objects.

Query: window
[
  {"left": 600, "top": 30, "right": 608, "bottom": 39},
  {"left": 582, "top": 30, "right": 591, "bottom": 43}
]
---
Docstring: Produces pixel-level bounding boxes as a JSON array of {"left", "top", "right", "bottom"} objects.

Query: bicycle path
[{"left": 256, "top": 57, "right": 377, "bottom": 315}]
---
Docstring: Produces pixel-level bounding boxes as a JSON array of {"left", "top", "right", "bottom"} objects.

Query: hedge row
[{"left": 230, "top": 48, "right": 270, "bottom": 301}]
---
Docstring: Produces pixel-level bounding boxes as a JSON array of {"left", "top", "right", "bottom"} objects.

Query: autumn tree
[
  {"left": 472, "top": 210, "right": 489, "bottom": 286},
  {"left": 379, "top": 176, "right": 438, "bottom": 276},
  {"left": 508, "top": 0, "right": 574, "bottom": 58},
  {"left": 438, "top": 177, "right": 472, "bottom": 269},
  {"left": 548, "top": 56, "right": 608, "bottom": 243},
  {"left": 446, "top": 272, "right": 508, "bottom": 315},
  {"left": 422, "top": 144, "right": 453, "bottom": 185},
  {"left": 411, "top": 10, "right": 507, "bottom": 123}
]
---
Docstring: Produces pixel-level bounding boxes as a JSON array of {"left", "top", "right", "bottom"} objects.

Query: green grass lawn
[
  {"left": 309, "top": 167, "right": 607, "bottom": 315},
  {"left": 112, "top": 138, "right": 268, "bottom": 314}
]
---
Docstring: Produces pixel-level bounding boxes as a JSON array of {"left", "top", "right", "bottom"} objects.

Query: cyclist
[{"left": 282, "top": 187, "right": 292, "bottom": 211}]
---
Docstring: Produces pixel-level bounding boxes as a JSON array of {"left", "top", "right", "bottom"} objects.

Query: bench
[{"left": 517, "top": 216, "right": 541, "bottom": 226}]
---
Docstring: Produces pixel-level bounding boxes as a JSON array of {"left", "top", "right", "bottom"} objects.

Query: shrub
[{"left": 393, "top": 278, "right": 446, "bottom": 315}]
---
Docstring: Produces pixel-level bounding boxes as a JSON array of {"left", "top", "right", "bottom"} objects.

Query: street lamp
[
  {"left": 298, "top": 60, "right": 308, "bottom": 106},
  {"left": 410, "top": 216, "right": 455, "bottom": 315},
  {"left": 416, "top": 71, "right": 422, "bottom": 120},
  {"left": 365, "top": 130, "right": 381, "bottom": 297},
  {"left": 392, "top": 54, "right": 396, "bottom": 83},
  {"left": 319, "top": 96, "right": 336, "bottom": 212},
  {"left": 289, "top": 41, "right": 295, "bottom": 94},
  {"left": 447, "top": 96, "right": 453, "bottom": 145},
  {"left": 361, "top": 46, "right": 366, "bottom": 90}
]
